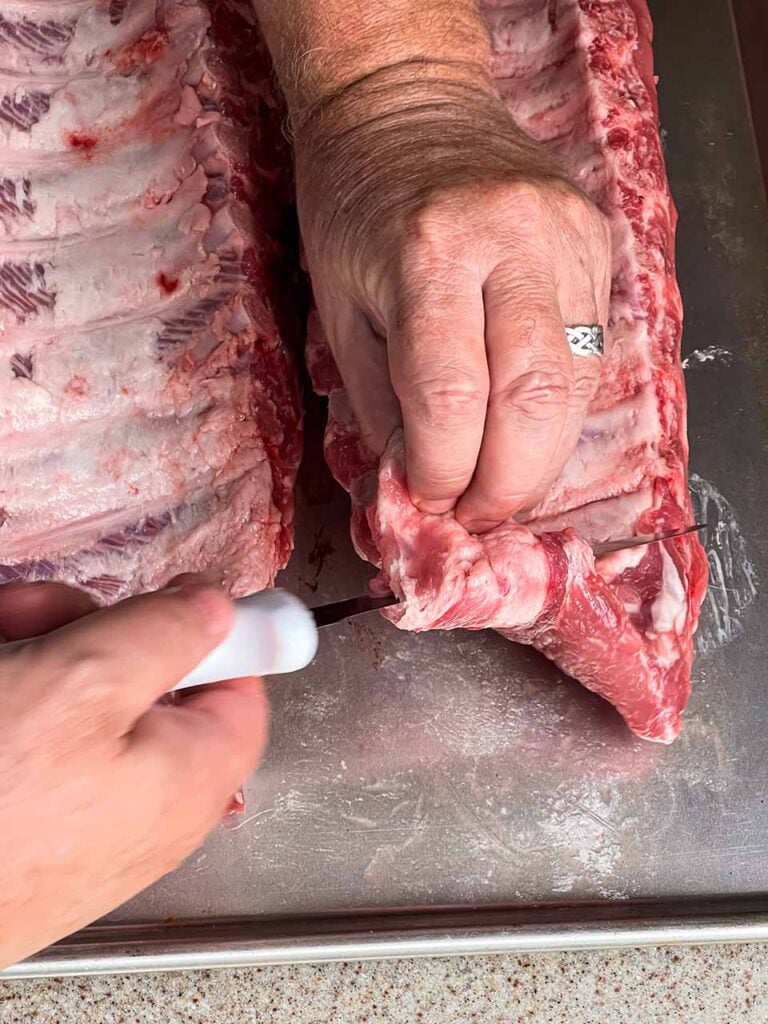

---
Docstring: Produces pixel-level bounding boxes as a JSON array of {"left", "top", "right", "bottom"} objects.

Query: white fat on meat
[
  {"left": 0, "top": 0, "right": 300, "bottom": 600},
  {"left": 0, "top": 1, "right": 159, "bottom": 75},
  {"left": 595, "top": 542, "right": 650, "bottom": 583},
  {"left": 651, "top": 547, "right": 688, "bottom": 637},
  {"left": 0, "top": 132, "right": 199, "bottom": 241}
]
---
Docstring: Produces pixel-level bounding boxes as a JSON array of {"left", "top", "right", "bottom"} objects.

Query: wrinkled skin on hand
[
  {"left": 0, "top": 582, "right": 267, "bottom": 969},
  {"left": 297, "top": 72, "right": 612, "bottom": 531}
]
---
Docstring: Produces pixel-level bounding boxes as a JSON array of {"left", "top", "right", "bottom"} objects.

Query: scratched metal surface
[{"left": 112, "top": 0, "right": 768, "bottom": 926}]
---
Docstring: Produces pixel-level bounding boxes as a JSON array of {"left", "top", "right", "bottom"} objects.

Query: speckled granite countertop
[{"left": 1, "top": 945, "right": 766, "bottom": 1023}]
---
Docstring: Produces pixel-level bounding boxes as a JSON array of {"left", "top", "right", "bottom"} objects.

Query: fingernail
[
  {"left": 166, "top": 570, "right": 221, "bottom": 589},
  {"left": 166, "top": 584, "right": 234, "bottom": 639},
  {"left": 463, "top": 519, "right": 502, "bottom": 535},
  {"left": 413, "top": 498, "right": 456, "bottom": 516}
]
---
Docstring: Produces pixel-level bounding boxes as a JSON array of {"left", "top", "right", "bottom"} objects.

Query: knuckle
[
  {"left": 401, "top": 370, "right": 488, "bottom": 425},
  {"left": 502, "top": 181, "right": 549, "bottom": 229},
  {"left": 413, "top": 472, "right": 467, "bottom": 502},
  {"left": 498, "top": 367, "right": 572, "bottom": 423},
  {"left": 584, "top": 204, "right": 612, "bottom": 256},
  {"left": 595, "top": 204, "right": 611, "bottom": 240},
  {"left": 401, "top": 204, "right": 460, "bottom": 270},
  {"left": 408, "top": 204, "right": 451, "bottom": 247},
  {"left": 61, "top": 653, "right": 109, "bottom": 698},
  {"left": 396, "top": 243, "right": 457, "bottom": 296},
  {"left": 550, "top": 183, "right": 603, "bottom": 236},
  {"left": 16, "top": 644, "right": 120, "bottom": 743},
  {"left": 508, "top": 179, "right": 545, "bottom": 211},
  {"left": 571, "top": 371, "right": 600, "bottom": 405},
  {"left": 413, "top": 493, "right": 461, "bottom": 513},
  {"left": 399, "top": 193, "right": 483, "bottom": 268},
  {"left": 564, "top": 188, "right": 610, "bottom": 245},
  {"left": 48, "top": 647, "right": 116, "bottom": 720},
  {"left": 561, "top": 185, "right": 591, "bottom": 217}
]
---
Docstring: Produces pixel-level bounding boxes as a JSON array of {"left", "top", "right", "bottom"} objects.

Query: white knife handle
[{"left": 172, "top": 589, "right": 319, "bottom": 691}]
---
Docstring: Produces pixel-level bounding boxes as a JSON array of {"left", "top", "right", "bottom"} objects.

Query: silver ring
[{"left": 566, "top": 324, "right": 604, "bottom": 357}]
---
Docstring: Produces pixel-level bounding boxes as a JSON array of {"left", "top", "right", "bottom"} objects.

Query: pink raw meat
[
  {"left": 308, "top": 0, "right": 709, "bottom": 742},
  {"left": 0, "top": 0, "right": 301, "bottom": 600}
]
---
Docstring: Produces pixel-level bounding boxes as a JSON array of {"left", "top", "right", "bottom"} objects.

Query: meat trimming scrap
[
  {"left": 0, "top": 0, "right": 300, "bottom": 600},
  {"left": 308, "top": 0, "right": 709, "bottom": 742}
]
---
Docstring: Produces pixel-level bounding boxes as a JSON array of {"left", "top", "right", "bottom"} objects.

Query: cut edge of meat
[{"left": 372, "top": 436, "right": 704, "bottom": 745}]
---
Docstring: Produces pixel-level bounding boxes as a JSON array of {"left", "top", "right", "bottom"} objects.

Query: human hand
[
  {"left": 0, "top": 582, "right": 268, "bottom": 969},
  {"left": 296, "top": 73, "right": 611, "bottom": 530}
]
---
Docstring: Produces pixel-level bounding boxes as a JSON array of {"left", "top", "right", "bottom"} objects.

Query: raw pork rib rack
[
  {"left": 0, "top": 0, "right": 300, "bottom": 600},
  {"left": 308, "top": 0, "right": 709, "bottom": 742}
]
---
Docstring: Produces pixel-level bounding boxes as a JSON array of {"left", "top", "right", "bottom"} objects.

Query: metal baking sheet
[{"left": 6, "top": 0, "right": 768, "bottom": 978}]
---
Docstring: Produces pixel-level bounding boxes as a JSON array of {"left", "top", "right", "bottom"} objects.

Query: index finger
[
  {"left": 13, "top": 585, "right": 234, "bottom": 731},
  {"left": 0, "top": 582, "right": 97, "bottom": 641}
]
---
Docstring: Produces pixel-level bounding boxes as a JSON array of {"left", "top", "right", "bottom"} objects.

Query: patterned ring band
[{"left": 565, "top": 324, "right": 605, "bottom": 357}]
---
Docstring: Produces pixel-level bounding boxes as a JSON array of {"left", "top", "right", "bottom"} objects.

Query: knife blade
[
  {"left": 590, "top": 522, "right": 706, "bottom": 557},
  {"left": 311, "top": 592, "right": 400, "bottom": 629},
  {"left": 309, "top": 524, "right": 707, "bottom": 628}
]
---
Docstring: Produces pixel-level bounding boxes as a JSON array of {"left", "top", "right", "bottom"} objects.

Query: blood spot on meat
[
  {"left": 64, "top": 374, "right": 89, "bottom": 398},
  {"left": 67, "top": 131, "right": 97, "bottom": 154},
  {"left": 588, "top": 40, "right": 613, "bottom": 73},
  {"left": 113, "top": 27, "right": 168, "bottom": 71},
  {"left": 618, "top": 180, "right": 643, "bottom": 222},
  {"left": 157, "top": 272, "right": 179, "bottom": 295},
  {"left": 607, "top": 127, "right": 631, "bottom": 149}
]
